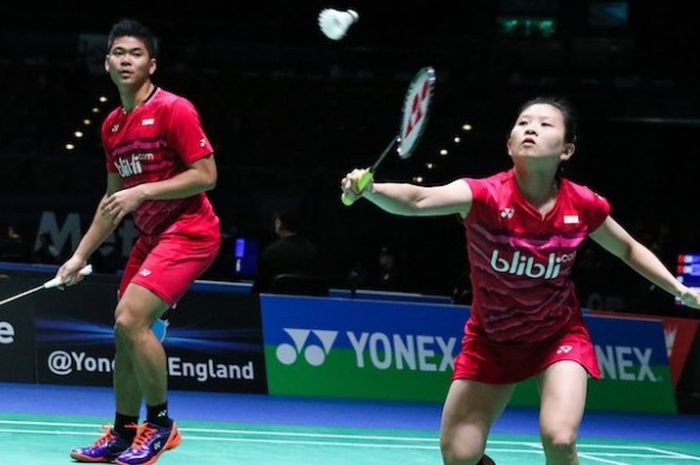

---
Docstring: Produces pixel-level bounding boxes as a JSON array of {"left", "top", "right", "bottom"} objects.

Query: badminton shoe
[
  {"left": 115, "top": 421, "right": 182, "bottom": 465},
  {"left": 70, "top": 424, "right": 132, "bottom": 462}
]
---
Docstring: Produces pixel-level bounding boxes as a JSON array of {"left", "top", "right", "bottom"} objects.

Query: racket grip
[
  {"left": 44, "top": 264, "right": 94, "bottom": 289},
  {"left": 341, "top": 192, "right": 356, "bottom": 206},
  {"left": 79, "top": 264, "right": 94, "bottom": 277},
  {"left": 341, "top": 170, "right": 374, "bottom": 207}
]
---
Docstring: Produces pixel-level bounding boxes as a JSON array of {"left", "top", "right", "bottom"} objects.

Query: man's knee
[{"left": 114, "top": 300, "right": 150, "bottom": 341}]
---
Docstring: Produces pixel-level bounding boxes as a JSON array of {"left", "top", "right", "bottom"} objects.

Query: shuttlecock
[{"left": 318, "top": 8, "right": 359, "bottom": 40}]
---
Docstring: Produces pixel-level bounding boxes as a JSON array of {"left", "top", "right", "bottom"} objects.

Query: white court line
[
  {"left": 0, "top": 428, "right": 97, "bottom": 436},
  {"left": 591, "top": 452, "right": 691, "bottom": 458},
  {"left": 0, "top": 427, "right": 539, "bottom": 453},
  {"left": 581, "top": 444, "right": 685, "bottom": 451},
  {"left": 643, "top": 446, "right": 700, "bottom": 461},
  {"left": 0, "top": 429, "right": 438, "bottom": 449},
  {"left": 579, "top": 444, "right": 700, "bottom": 461},
  {"left": 0, "top": 420, "right": 528, "bottom": 445},
  {"left": 0, "top": 420, "right": 536, "bottom": 445},
  {"left": 578, "top": 453, "right": 629, "bottom": 465},
  {"left": 2, "top": 420, "right": 699, "bottom": 460},
  {"left": 0, "top": 420, "right": 440, "bottom": 442}
]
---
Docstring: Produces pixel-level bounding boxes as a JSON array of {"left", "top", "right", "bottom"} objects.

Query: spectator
[
  {"left": 371, "top": 246, "right": 400, "bottom": 290},
  {"left": 253, "top": 209, "right": 319, "bottom": 292}
]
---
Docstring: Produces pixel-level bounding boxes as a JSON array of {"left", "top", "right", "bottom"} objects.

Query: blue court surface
[{"left": 1, "top": 382, "right": 699, "bottom": 464}]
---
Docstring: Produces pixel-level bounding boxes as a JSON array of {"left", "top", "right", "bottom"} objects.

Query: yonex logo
[
  {"left": 404, "top": 80, "right": 430, "bottom": 138},
  {"left": 500, "top": 208, "right": 514, "bottom": 219},
  {"left": 556, "top": 345, "right": 573, "bottom": 354},
  {"left": 276, "top": 328, "right": 338, "bottom": 366},
  {"left": 596, "top": 345, "right": 657, "bottom": 382},
  {"left": 276, "top": 329, "right": 457, "bottom": 372},
  {"left": 139, "top": 269, "right": 152, "bottom": 277}
]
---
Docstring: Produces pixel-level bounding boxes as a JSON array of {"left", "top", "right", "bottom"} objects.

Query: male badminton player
[
  {"left": 342, "top": 97, "right": 700, "bottom": 465},
  {"left": 58, "top": 19, "right": 220, "bottom": 465}
]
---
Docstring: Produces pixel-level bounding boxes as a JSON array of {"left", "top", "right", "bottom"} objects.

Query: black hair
[
  {"left": 517, "top": 96, "right": 577, "bottom": 178},
  {"left": 517, "top": 96, "right": 577, "bottom": 144},
  {"left": 275, "top": 209, "right": 301, "bottom": 233},
  {"left": 107, "top": 18, "right": 158, "bottom": 58}
]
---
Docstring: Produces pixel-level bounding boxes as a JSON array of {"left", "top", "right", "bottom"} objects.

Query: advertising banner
[
  {"left": 589, "top": 310, "right": 700, "bottom": 388},
  {"left": 262, "top": 296, "right": 676, "bottom": 412},
  {"left": 512, "top": 314, "right": 676, "bottom": 412},
  {"left": 660, "top": 316, "right": 699, "bottom": 387},
  {"left": 261, "top": 295, "right": 466, "bottom": 402},
  {"left": 35, "top": 278, "right": 267, "bottom": 393},
  {"left": 0, "top": 277, "right": 38, "bottom": 382}
]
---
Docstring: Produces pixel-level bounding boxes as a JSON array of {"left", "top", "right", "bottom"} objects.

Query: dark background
[{"left": 1, "top": 1, "right": 699, "bottom": 315}]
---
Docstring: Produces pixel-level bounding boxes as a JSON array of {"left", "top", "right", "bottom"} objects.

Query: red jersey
[
  {"left": 462, "top": 169, "right": 610, "bottom": 344},
  {"left": 102, "top": 87, "right": 218, "bottom": 235}
]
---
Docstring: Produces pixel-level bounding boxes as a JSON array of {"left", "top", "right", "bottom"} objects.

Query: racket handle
[
  {"left": 341, "top": 192, "right": 356, "bottom": 206},
  {"left": 341, "top": 169, "right": 374, "bottom": 206},
  {"left": 44, "top": 264, "right": 94, "bottom": 289}
]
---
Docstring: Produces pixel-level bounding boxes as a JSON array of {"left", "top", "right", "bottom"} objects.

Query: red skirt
[{"left": 452, "top": 314, "right": 601, "bottom": 384}]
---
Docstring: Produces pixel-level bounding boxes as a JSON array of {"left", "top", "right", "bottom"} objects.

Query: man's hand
[
  {"left": 100, "top": 185, "right": 146, "bottom": 225},
  {"left": 56, "top": 255, "right": 88, "bottom": 288}
]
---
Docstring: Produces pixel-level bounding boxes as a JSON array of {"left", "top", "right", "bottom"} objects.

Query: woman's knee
[
  {"left": 440, "top": 442, "right": 484, "bottom": 465},
  {"left": 541, "top": 427, "right": 578, "bottom": 455},
  {"left": 440, "top": 428, "right": 486, "bottom": 465}
]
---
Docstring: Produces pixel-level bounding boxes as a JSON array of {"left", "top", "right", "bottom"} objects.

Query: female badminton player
[{"left": 341, "top": 97, "right": 700, "bottom": 465}]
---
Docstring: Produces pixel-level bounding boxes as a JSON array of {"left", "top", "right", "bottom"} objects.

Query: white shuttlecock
[{"left": 318, "top": 8, "right": 359, "bottom": 40}]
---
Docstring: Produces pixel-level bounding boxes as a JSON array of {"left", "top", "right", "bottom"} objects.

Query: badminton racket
[
  {"left": 0, "top": 265, "right": 168, "bottom": 341},
  {"left": 0, "top": 264, "right": 93, "bottom": 308},
  {"left": 342, "top": 66, "right": 437, "bottom": 206}
]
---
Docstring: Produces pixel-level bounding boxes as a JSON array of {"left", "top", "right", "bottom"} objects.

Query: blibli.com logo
[
  {"left": 276, "top": 329, "right": 338, "bottom": 366},
  {"left": 276, "top": 327, "right": 457, "bottom": 372},
  {"left": 490, "top": 250, "right": 576, "bottom": 279}
]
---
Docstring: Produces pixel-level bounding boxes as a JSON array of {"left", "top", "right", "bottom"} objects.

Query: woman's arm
[
  {"left": 589, "top": 216, "right": 700, "bottom": 308},
  {"left": 342, "top": 169, "right": 473, "bottom": 218}
]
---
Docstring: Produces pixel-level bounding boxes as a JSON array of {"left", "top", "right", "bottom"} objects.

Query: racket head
[{"left": 397, "top": 67, "right": 436, "bottom": 160}]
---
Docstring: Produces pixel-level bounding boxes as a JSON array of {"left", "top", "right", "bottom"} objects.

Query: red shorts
[
  {"left": 119, "top": 230, "right": 220, "bottom": 307},
  {"left": 452, "top": 315, "right": 601, "bottom": 384}
]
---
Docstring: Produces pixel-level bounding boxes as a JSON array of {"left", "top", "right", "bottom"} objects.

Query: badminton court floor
[{"left": 1, "top": 383, "right": 699, "bottom": 464}]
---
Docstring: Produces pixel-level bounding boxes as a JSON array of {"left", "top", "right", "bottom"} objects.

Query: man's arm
[
  {"left": 57, "top": 173, "right": 123, "bottom": 284},
  {"left": 100, "top": 155, "right": 217, "bottom": 225}
]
